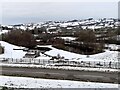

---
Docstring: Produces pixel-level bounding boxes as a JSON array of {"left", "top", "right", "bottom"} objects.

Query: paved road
[{"left": 0, "top": 66, "right": 119, "bottom": 83}]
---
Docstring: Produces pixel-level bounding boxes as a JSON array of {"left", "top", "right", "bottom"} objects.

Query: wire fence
[{"left": 1, "top": 58, "right": 119, "bottom": 69}]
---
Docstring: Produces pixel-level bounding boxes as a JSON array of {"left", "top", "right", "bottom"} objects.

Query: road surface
[{"left": 0, "top": 66, "right": 119, "bottom": 83}]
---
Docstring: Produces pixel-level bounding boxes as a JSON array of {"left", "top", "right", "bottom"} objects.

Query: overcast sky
[{"left": 0, "top": 0, "right": 119, "bottom": 25}]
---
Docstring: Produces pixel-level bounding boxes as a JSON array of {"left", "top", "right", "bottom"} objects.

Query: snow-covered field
[
  {"left": 0, "top": 40, "right": 119, "bottom": 62},
  {"left": 0, "top": 30, "right": 9, "bottom": 35},
  {"left": 45, "top": 45, "right": 119, "bottom": 62},
  {"left": 0, "top": 41, "right": 27, "bottom": 59},
  {"left": 38, "top": 45, "right": 87, "bottom": 59},
  {"left": 0, "top": 76, "right": 118, "bottom": 88},
  {"left": 0, "top": 41, "right": 119, "bottom": 69}
]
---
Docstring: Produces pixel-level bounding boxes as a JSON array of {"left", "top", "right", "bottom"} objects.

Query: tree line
[{"left": 2, "top": 30, "right": 37, "bottom": 48}]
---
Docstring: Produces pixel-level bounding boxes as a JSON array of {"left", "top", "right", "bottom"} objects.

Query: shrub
[{"left": 0, "top": 46, "right": 4, "bottom": 54}]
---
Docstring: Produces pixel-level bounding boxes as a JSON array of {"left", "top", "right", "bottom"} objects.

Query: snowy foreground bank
[{"left": 0, "top": 76, "right": 118, "bottom": 88}]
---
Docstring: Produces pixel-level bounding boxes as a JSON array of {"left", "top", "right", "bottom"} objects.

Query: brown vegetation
[
  {"left": 0, "top": 46, "right": 4, "bottom": 54},
  {"left": 2, "top": 30, "right": 37, "bottom": 48}
]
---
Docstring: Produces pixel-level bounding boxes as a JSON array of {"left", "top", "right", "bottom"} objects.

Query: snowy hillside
[
  {"left": 0, "top": 41, "right": 27, "bottom": 59},
  {"left": 1, "top": 18, "right": 120, "bottom": 31},
  {"left": 0, "top": 41, "right": 119, "bottom": 63},
  {"left": 44, "top": 45, "right": 119, "bottom": 62}
]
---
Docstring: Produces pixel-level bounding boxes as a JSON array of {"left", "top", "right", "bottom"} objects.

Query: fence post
[
  {"left": 48, "top": 60, "right": 49, "bottom": 65},
  {"left": 104, "top": 61, "right": 105, "bottom": 68},
  {"left": 109, "top": 61, "right": 112, "bottom": 68},
  {"left": 34, "top": 59, "right": 35, "bottom": 64},
  {"left": 12, "top": 58, "right": 13, "bottom": 63},
  {"left": 10, "top": 58, "right": 11, "bottom": 63},
  {"left": 39, "top": 59, "right": 40, "bottom": 64},
  {"left": 52, "top": 59, "right": 54, "bottom": 64},
  {"left": 115, "top": 62, "right": 117, "bottom": 69},
  {"left": 94, "top": 61, "right": 95, "bottom": 68},
  {"left": 99, "top": 62, "right": 100, "bottom": 68},
  {"left": 29, "top": 58, "right": 31, "bottom": 63},
  {"left": 89, "top": 61, "right": 90, "bottom": 67},
  {"left": 43, "top": 59, "right": 44, "bottom": 65}
]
